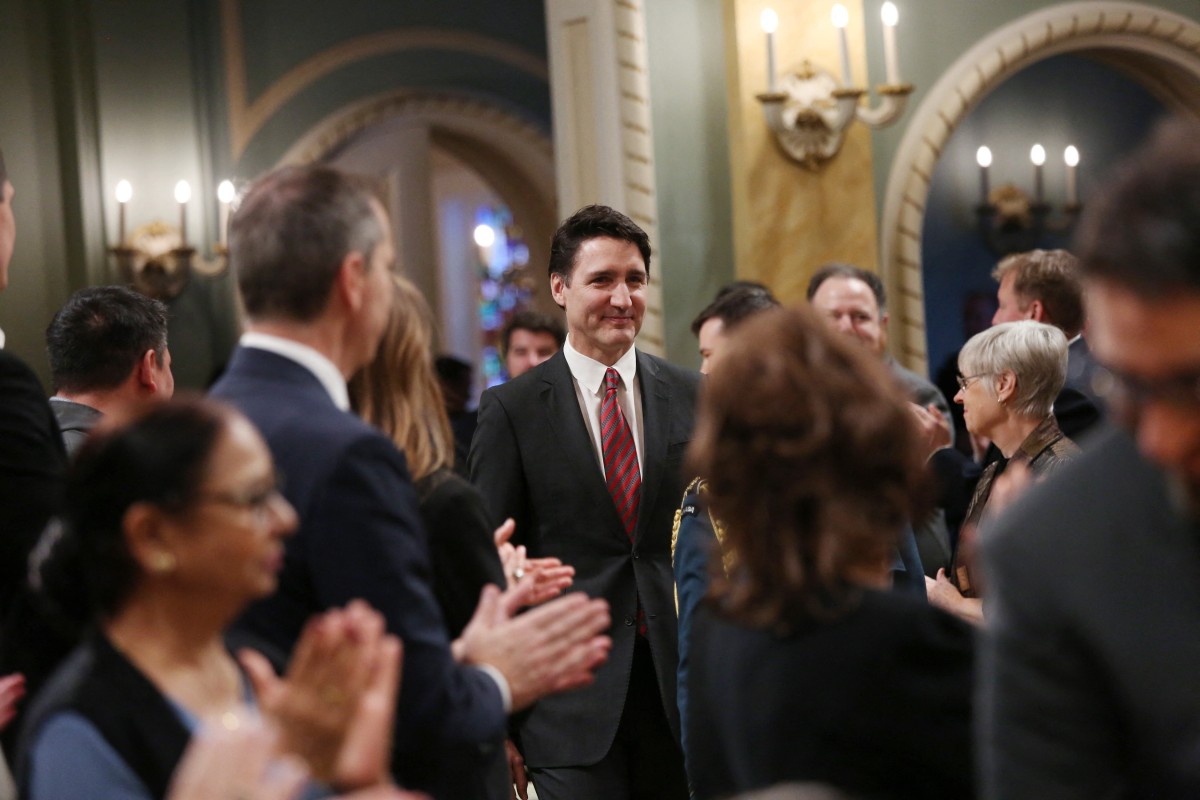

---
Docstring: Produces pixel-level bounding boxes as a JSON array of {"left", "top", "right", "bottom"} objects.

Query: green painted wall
[{"left": 645, "top": 0, "right": 736, "bottom": 367}]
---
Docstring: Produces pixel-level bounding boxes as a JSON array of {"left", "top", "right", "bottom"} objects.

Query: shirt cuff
[{"left": 475, "top": 664, "right": 513, "bottom": 714}]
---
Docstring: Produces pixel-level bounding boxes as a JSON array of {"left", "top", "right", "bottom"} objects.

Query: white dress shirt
[
  {"left": 562, "top": 337, "right": 644, "bottom": 477},
  {"left": 239, "top": 331, "right": 350, "bottom": 411}
]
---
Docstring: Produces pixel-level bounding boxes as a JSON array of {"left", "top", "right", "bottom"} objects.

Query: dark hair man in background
[
  {"left": 980, "top": 118, "right": 1200, "bottom": 797},
  {"left": 688, "top": 281, "right": 778, "bottom": 375},
  {"left": 501, "top": 309, "right": 565, "bottom": 380},
  {"left": 45, "top": 286, "right": 174, "bottom": 456},
  {"left": 471, "top": 204, "right": 698, "bottom": 800}
]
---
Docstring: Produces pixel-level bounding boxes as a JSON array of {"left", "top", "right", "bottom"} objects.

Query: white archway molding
[
  {"left": 275, "top": 90, "right": 559, "bottom": 365},
  {"left": 879, "top": 1, "right": 1200, "bottom": 373}
]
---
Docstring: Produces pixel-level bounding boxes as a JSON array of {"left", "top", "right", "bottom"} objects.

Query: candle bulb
[
  {"left": 1030, "top": 144, "right": 1046, "bottom": 203},
  {"left": 881, "top": 2, "right": 900, "bottom": 85},
  {"left": 174, "top": 180, "right": 191, "bottom": 248},
  {"left": 217, "top": 180, "right": 235, "bottom": 248},
  {"left": 114, "top": 180, "right": 132, "bottom": 245},
  {"left": 976, "top": 146, "right": 992, "bottom": 206},
  {"left": 760, "top": 9, "right": 778, "bottom": 93},
  {"left": 831, "top": 4, "right": 852, "bottom": 87},
  {"left": 1064, "top": 145, "right": 1080, "bottom": 206}
]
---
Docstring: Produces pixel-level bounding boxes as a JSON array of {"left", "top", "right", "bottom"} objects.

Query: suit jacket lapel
[{"left": 635, "top": 350, "right": 670, "bottom": 544}]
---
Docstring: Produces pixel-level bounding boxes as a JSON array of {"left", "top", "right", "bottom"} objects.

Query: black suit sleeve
[
  {"left": 306, "top": 437, "right": 506, "bottom": 754},
  {"left": 468, "top": 390, "right": 530, "bottom": 546},
  {"left": 419, "top": 472, "right": 506, "bottom": 639},
  {"left": 0, "top": 352, "right": 66, "bottom": 614}
]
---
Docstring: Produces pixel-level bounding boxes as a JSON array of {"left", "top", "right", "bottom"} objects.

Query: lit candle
[
  {"left": 217, "top": 180, "right": 235, "bottom": 247},
  {"left": 831, "top": 4, "right": 852, "bottom": 87},
  {"left": 115, "top": 180, "right": 132, "bottom": 245},
  {"left": 1030, "top": 144, "right": 1046, "bottom": 203},
  {"left": 174, "top": 180, "right": 191, "bottom": 248},
  {"left": 976, "top": 146, "right": 992, "bottom": 205},
  {"left": 761, "top": 9, "right": 778, "bottom": 93},
  {"left": 881, "top": 3, "right": 900, "bottom": 84},
  {"left": 1064, "top": 145, "right": 1079, "bottom": 206}
]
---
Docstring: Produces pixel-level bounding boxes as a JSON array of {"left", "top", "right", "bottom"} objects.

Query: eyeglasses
[
  {"left": 1090, "top": 363, "right": 1200, "bottom": 414},
  {"left": 956, "top": 373, "right": 989, "bottom": 391},
  {"left": 193, "top": 475, "right": 286, "bottom": 525}
]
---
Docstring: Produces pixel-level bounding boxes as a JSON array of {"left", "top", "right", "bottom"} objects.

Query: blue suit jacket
[{"left": 210, "top": 346, "right": 506, "bottom": 798}]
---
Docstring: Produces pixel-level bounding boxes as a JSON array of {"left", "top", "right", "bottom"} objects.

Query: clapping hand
[
  {"left": 494, "top": 519, "right": 574, "bottom": 606},
  {"left": 239, "top": 601, "right": 402, "bottom": 790}
]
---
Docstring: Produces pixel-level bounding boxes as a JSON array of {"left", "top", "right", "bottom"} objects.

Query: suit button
[
  {"left": 632, "top": 551, "right": 640, "bottom": 560},
  {"left": 624, "top": 615, "right": 634, "bottom": 626}
]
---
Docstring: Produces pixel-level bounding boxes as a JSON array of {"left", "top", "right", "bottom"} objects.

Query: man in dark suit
[
  {"left": 979, "top": 119, "right": 1200, "bottom": 797},
  {"left": 45, "top": 286, "right": 174, "bottom": 457},
  {"left": 470, "top": 205, "right": 697, "bottom": 800},
  {"left": 209, "top": 165, "right": 611, "bottom": 800},
  {"left": 0, "top": 144, "right": 67, "bottom": 619},
  {"left": 990, "top": 248, "right": 1103, "bottom": 441}
]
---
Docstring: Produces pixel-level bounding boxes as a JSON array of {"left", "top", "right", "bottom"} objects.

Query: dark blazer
[
  {"left": 415, "top": 467, "right": 507, "bottom": 639},
  {"left": 688, "top": 591, "right": 976, "bottom": 800},
  {"left": 0, "top": 351, "right": 66, "bottom": 616},
  {"left": 210, "top": 346, "right": 507, "bottom": 799},
  {"left": 469, "top": 348, "right": 700, "bottom": 768},
  {"left": 980, "top": 428, "right": 1200, "bottom": 798}
]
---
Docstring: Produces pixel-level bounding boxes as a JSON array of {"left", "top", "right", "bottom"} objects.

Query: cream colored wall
[{"left": 723, "top": 0, "right": 881, "bottom": 305}]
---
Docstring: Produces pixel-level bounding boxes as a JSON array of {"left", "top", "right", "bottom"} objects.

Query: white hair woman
[{"left": 927, "top": 320, "right": 1080, "bottom": 624}]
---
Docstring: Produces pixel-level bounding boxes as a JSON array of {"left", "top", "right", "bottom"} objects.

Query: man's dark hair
[
  {"left": 805, "top": 263, "right": 887, "bottom": 313},
  {"left": 46, "top": 286, "right": 169, "bottom": 393},
  {"left": 548, "top": 204, "right": 651, "bottom": 283},
  {"left": 690, "top": 281, "right": 780, "bottom": 337},
  {"left": 231, "top": 165, "right": 385, "bottom": 322},
  {"left": 1076, "top": 117, "right": 1200, "bottom": 296},
  {"left": 500, "top": 310, "right": 566, "bottom": 357}
]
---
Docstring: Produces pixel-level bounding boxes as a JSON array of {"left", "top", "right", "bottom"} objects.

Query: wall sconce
[
  {"left": 756, "top": 3, "right": 914, "bottom": 170},
  {"left": 109, "top": 179, "right": 235, "bottom": 300},
  {"left": 974, "top": 144, "right": 1081, "bottom": 254}
]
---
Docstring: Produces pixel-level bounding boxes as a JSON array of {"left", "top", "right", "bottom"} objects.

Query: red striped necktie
[{"left": 601, "top": 367, "right": 641, "bottom": 540}]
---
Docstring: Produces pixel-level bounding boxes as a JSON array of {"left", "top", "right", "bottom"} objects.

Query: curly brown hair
[{"left": 687, "top": 306, "right": 932, "bottom": 627}]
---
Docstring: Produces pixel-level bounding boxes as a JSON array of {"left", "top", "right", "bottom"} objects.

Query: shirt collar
[
  {"left": 240, "top": 331, "right": 350, "bottom": 411},
  {"left": 562, "top": 336, "right": 638, "bottom": 395}
]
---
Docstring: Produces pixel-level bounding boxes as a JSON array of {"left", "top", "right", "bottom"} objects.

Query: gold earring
[{"left": 152, "top": 552, "right": 177, "bottom": 573}]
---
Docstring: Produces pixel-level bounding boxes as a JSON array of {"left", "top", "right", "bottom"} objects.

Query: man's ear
[
  {"left": 136, "top": 350, "right": 159, "bottom": 393},
  {"left": 1027, "top": 299, "right": 1046, "bottom": 323},
  {"left": 549, "top": 272, "right": 567, "bottom": 310},
  {"left": 334, "top": 251, "right": 368, "bottom": 313}
]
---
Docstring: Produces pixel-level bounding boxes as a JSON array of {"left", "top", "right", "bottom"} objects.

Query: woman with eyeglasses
[
  {"left": 13, "top": 397, "right": 411, "bottom": 800},
  {"left": 926, "top": 320, "right": 1080, "bottom": 625}
]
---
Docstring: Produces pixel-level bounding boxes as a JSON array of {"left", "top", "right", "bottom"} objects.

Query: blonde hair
[{"left": 348, "top": 276, "right": 455, "bottom": 480}]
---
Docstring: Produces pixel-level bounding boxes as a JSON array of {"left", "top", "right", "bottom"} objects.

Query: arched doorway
[
  {"left": 879, "top": 1, "right": 1200, "bottom": 374},
  {"left": 278, "top": 90, "right": 558, "bottom": 387}
]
